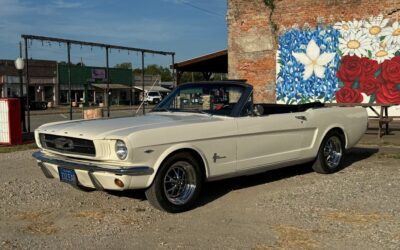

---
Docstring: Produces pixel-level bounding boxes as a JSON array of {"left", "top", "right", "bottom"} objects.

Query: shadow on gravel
[
  {"left": 103, "top": 147, "right": 378, "bottom": 209},
  {"left": 342, "top": 147, "right": 379, "bottom": 168},
  {"left": 107, "top": 190, "right": 147, "bottom": 201},
  {"left": 197, "top": 146, "right": 378, "bottom": 208}
]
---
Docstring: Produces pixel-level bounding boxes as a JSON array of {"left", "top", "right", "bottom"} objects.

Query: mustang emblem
[
  {"left": 213, "top": 153, "right": 226, "bottom": 163},
  {"left": 53, "top": 137, "right": 74, "bottom": 150}
]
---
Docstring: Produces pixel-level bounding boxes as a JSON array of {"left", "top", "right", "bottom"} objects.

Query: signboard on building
[{"left": 91, "top": 68, "right": 106, "bottom": 80}]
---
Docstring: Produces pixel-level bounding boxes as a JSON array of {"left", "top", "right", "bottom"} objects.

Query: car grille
[{"left": 39, "top": 134, "right": 96, "bottom": 156}]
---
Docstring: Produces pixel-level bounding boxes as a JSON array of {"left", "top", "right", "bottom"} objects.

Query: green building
[{"left": 58, "top": 64, "right": 133, "bottom": 105}]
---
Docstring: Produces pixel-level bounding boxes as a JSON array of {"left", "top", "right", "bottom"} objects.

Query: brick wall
[{"left": 227, "top": 0, "right": 400, "bottom": 103}]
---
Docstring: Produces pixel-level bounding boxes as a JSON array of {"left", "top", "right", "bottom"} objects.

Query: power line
[{"left": 179, "top": 0, "right": 224, "bottom": 18}]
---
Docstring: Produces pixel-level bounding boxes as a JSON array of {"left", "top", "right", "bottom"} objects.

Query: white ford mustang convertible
[{"left": 33, "top": 81, "right": 368, "bottom": 212}]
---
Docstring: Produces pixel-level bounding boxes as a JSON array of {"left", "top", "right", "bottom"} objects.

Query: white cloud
[
  {"left": 0, "top": 0, "right": 35, "bottom": 17},
  {"left": 52, "top": 0, "right": 84, "bottom": 9}
]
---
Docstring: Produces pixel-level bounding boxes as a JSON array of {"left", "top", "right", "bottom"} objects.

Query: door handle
[{"left": 295, "top": 115, "right": 307, "bottom": 121}]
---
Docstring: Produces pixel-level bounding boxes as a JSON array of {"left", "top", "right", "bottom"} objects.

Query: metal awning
[
  {"left": 171, "top": 49, "right": 228, "bottom": 85},
  {"left": 91, "top": 83, "right": 131, "bottom": 89},
  {"left": 172, "top": 50, "right": 227, "bottom": 73}
]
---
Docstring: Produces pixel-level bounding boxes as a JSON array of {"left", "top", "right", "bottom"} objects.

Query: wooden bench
[{"left": 368, "top": 117, "right": 393, "bottom": 138}]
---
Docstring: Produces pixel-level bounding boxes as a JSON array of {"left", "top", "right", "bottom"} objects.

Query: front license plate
[{"left": 58, "top": 167, "right": 78, "bottom": 186}]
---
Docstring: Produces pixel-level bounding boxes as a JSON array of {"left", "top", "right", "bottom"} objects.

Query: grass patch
[
  {"left": 255, "top": 225, "right": 320, "bottom": 250},
  {"left": 324, "top": 211, "right": 392, "bottom": 224},
  {"left": 16, "top": 211, "right": 51, "bottom": 221},
  {"left": 377, "top": 152, "right": 400, "bottom": 159},
  {"left": 25, "top": 222, "right": 58, "bottom": 235},
  {"left": 0, "top": 143, "right": 37, "bottom": 153},
  {"left": 382, "top": 141, "right": 400, "bottom": 146}
]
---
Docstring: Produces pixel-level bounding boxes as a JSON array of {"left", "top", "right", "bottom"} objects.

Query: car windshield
[{"left": 154, "top": 84, "right": 245, "bottom": 116}]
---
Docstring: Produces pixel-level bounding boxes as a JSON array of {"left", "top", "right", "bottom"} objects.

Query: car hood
[{"left": 36, "top": 112, "right": 223, "bottom": 139}]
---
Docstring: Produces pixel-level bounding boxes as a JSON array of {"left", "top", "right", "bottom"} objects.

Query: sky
[{"left": 0, "top": 0, "right": 227, "bottom": 68}]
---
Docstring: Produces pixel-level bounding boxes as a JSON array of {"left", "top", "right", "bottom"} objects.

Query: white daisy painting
[
  {"left": 338, "top": 30, "right": 373, "bottom": 57},
  {"left": 381, "top": 21, "right": 400, "bottom": 46},
  {"left": 371, "top": 40, "right": 398, "bottom": 63},
  {"left": 363, "top": 14, "right": 390, "bottom": 39},
  {"left": 334, "top": 14, "right": 400, "bottom": 61}
]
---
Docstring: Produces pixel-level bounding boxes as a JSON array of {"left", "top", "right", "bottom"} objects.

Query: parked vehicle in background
[
  {"left": 22, "top": 97, "right": 48, "bottom": 110},
  {"left": 145, "top": 91, "right": 162, "bottom": 104},
  {"left": 32, "top": 81, "right": 368, "bottom": 213}
]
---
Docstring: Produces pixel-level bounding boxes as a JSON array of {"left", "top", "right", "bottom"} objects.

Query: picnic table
[{"left": 325, "top": 103, "right": 394, "bottom": 138}]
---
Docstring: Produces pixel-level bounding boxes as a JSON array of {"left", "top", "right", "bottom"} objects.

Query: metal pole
[
  {"left": 67, "top": 42, "right": 72, "bottom": 120},
  {"left": 19, "top": 42, "right": 26, "bottom": 132},
  {"left": 130, "top": 60, "right": 133, "bottom": 107},
  {"left": 141, "top": 51, "right": 145, "bottom": 115},
  {"left": 172, "top": 54, "right": 176, "bottom": 88},
  {"left": 24, "top": 38, "right": 31, "bottom": 133},
  {"left": 106, "top": 46, "right": 110, "bottom": 117}
]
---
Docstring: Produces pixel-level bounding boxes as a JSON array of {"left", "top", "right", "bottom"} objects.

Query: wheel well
[
  {"left": 329, "top": 127, "right": 346, "bottom": 146},
  {"left": 161, "top": 148, "right": 207, "bottom": 180}
]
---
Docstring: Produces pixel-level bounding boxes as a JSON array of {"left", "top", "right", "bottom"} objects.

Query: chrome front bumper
[
  {"left": 32, "top": 151, "right": 153, "bottom": 176},
  {"left": 32, "top": 150, "right": 154, "bottom": 190}
]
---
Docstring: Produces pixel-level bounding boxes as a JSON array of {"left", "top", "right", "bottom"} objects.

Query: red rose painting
[
  {"left": 336, "top": 56, "right": 400, "bottom": 104},
  {"left": 359, "top": 76, "right": 381, "bottom": 96},
  {"left": 335, "top": 87, "right": 363, "bottom": 103},
  {"left": 376, "top": 82, "right": 400, "bottom": 104},
  {"left": 381, "top": 56, "right": 400, "bottom": 83},
  {"left": 337, "top": 55, "right": 362, "bottom": 82},
  {"left": 360, "top": 57, "right": 380, "bottom": 77}
]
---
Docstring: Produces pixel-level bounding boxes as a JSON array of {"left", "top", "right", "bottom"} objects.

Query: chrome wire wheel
[
  {"left": 323, "top": 136, "right": 343, "bottom": 169},
  {"left": 163, "top": 161, "right": 197, "bottom": 205}
]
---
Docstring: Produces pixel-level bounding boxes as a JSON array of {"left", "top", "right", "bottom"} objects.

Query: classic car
[{"left": 32, "top": 81, "right": 368, "bottom": 212}]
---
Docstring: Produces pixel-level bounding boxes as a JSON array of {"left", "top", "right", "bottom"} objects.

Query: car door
[{"left": 235, "top": 111, "right": 313, "bottom": 171}]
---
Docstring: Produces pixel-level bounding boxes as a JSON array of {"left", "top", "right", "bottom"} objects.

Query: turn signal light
[{"left": 114, "top": 178, "right": 124, "bottom": 188}]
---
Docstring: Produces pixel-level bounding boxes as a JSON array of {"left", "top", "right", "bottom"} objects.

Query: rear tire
[
  {"left": 145, "top": 152, "right": 203, "bottom": 213},
  {"left": 312, "top": 131, "right": 345, "bottom": 174}
]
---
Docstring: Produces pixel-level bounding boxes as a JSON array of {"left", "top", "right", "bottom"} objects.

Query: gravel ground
[{"left": 1, "top": 146, "right": 400, "bottom": 249}]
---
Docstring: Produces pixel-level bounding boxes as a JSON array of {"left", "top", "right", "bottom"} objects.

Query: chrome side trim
[
  {"left": 207, "top": 157, "right": 315, "bottom": 182},
  {"left": 32, "top": 151, "right": 154, "bottom": 176}
]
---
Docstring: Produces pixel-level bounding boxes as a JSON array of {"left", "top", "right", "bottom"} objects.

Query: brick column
[{"left": 227, "top": 0, "right": 277, "bottom": 103}]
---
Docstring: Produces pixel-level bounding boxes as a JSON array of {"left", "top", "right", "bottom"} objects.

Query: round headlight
[{"left": 115, "top": 140, "right": 128, "bottom": 160}]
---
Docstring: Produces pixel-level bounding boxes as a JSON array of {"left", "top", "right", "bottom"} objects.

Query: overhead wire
[{"left": 178, "top": 0, "right": 224, "bottom": 18}]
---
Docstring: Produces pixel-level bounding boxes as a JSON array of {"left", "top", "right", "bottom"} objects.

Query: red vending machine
[{"left": 0, "top": 98, "right": 22, "bottom": 145}]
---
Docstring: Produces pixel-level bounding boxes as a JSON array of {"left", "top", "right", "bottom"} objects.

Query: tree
[
  {"left": 179, "top": 72, "right": 228, "bottom": 83},
  {"left": 115, "top": 62, "right": 132, "bottom": 69},
  {"left": 133, "top": 64, "right": 173, "bottom": 81}
]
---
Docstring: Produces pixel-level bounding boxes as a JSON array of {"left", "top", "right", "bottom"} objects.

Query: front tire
[
  {"left": 145, "top": 152, "right": 203, "bottom": 213},
  {"left": 312, "top": 131, "right": 345, "bottom": 174}
]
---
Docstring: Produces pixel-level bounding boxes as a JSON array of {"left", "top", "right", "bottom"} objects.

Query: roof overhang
[
  {"left": 133, "top": 86, "right": 171, "bottom": 92},
  {"left": 172, "top": 49, "right": 227, "bottom": 73},
  {"left": 91, "top": 83, "right": 131, "bottom": 89}
]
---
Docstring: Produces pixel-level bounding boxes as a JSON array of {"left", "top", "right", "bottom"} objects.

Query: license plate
[{"left": 58, "top": 167, "right": 78, "bottom": 186}]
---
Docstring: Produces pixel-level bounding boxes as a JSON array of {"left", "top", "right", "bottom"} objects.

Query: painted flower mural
[
  {"left": 335, "top": 15, "right": 400, "bottom": 103},
  {"left": 276, "top": 26, "right": 340, "bottom": 104},
  {"left": 292, "top": 39, "right": 336, "bottom": 80},
  {"left": 276, "top": 14, "right": 400, "bottom": 104}
]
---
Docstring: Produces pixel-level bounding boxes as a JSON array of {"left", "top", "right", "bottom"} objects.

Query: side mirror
[{"left": 253, "top": 105, "right": 264, "bottom": 116}]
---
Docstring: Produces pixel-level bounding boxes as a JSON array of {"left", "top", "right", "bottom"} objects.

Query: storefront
[{"left": 58, "top": 64, "right": 132, "bottom": 106}]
